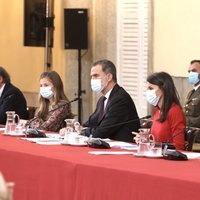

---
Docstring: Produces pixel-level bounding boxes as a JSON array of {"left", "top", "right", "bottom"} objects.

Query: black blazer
[
  {"left": 0, "top": 83, "right": 29, "bottom": 124},
  {"left": 84, "top": 84, "right": 140, "bottom": 142}
]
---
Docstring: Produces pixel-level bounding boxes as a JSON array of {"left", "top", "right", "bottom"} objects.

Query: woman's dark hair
[
  {"left": 92, "top": 59, "right": 117, "bottom": 82},
  {"left": 0, "top": 66, "right": 10, "bottom": 84},
  {"left": 147, "top": 72, "right": 181, "bottom": 122}
]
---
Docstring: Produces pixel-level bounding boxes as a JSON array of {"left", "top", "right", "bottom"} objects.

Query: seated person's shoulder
[
  {"left": 168, "top": 104, "right": 185, "bottom": 118},
  {"left": 52, "top": 100, "right": 71, "bottom": 112},
  {"left": 57, "top": 99, "right": 69, "bottom": 106},
  {"left": 170, "top": 103, "right": 182, "bottom": 112},
  {"left": 113, "top": 85, "right": 132, "bottom": 98},
  {"left": 8, "top": 84, "right": 24, "bottom": 96}
]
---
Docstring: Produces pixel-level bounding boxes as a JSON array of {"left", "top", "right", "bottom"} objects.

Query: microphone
[
  {"left": 141, "top": 115, "right": 152, "bottom": 120},
  {"left": 95, "top": 115, "right": 151, "bottom": 129},
  {"left": 162, "top": 130, "right": 188, "bottom": 161},
  {"left": 27, "top": 97, "right": 79, "bottom": 126},
  {"left": 25, "top": 97, "right": 79, "bottom": 137},
  {"left": 82, "top": 115, "right": 151, "bottom": 137},
  {"left": 87, "top": 137, "right": 111, "bottom": 149},
  {"left": 83, "top": 115, "right": 151, "bottom": 148},
  {"left": 49, "top": 97, "right": 79, "bottom": 113}
]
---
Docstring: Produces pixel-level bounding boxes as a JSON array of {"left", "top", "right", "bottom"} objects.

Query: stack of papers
[
  {"left": 22, "top": 137, "right": 63, "bottom": 144},
  {"left": 21, "top": 133, "right": 63, "bottom": 145}
]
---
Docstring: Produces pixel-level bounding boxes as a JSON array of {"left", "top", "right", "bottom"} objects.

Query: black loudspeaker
[
  {"left": 64, "top": 9, "right": 88, "bottom": 49},
  {"left": 24, "top": 0, "right": 46, "bottom": 47}
]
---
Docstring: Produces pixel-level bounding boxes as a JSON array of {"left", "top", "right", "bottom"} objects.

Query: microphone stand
[
  {"left": 49, "top": 97, "right": 79, "bottom": 113},
  {"left": 44, "top": 0, "right": 54, "bottom": 71},
  {"left": 25, "top": 97, "right": 79, "bottom": 135},
  {"left": 77, "top": 49, "right": 86, "bottom": 124},
  {"left": 162, "top": 129, "right": 188, "bottom": 160},
  {"left": 24, "top": 117, "right": 38, "bottom": 137},
  {"left": 82, "top": 115, "right": 151, "bottom": 134},
  {"left": 162, "top": 130, "right": 184, "bottom": 154}
]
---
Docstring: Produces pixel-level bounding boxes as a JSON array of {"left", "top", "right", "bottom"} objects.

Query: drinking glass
[
  {"left": 74, "top": 121, "right": 81, "bottom": 134},
  {"left": 137, "top": 142, "right": 151, "bottom": 155},
  {"left": 138, "top": 128, "right": 154, "bottom": 143},
  {"left": 137, "top": 128, "right": 155, "bottom": 155},
  {"left": 64, "top": 119, "right": 75, "bottom": 141},
  {"left": 148, "top": 142, "right": 163, "bottom": 157}
]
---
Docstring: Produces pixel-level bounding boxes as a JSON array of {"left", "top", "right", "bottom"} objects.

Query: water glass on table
[
  {"left": 148, "top": 142, "right": 163, "bottom": 157},
  {"left": 4, "top": 111, "right": 20, "bottom": 135},
  {"left": 133, "top": 128, "right": 155, "bottom": 156}
]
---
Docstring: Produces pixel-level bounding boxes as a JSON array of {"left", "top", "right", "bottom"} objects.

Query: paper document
[
  {"left": 36, "top": 141, "right": 62, "bottom": 145},
  {"left": 21, "top": 137, "right": 62, "bottom": 143},
  {"left": 88, "top": 151, "right": 134, "bottom": 155},
  {"left": 183, "top": 152, "right": 200, "bottom": 159},
  {"left": 107, "top": 141, "right": 138, "bottom": 150},
  {"left": 46, "top": 133, "right": 64, "bottom": 139}
]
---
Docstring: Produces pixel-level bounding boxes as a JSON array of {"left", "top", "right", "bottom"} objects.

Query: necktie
[{"left": 98, "top": 96, "right": 106, "bottom": 122}]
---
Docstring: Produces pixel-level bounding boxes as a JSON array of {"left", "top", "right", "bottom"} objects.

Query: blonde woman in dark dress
[{"left": 28, "top": 71, "right": 73, "bottom": 132}]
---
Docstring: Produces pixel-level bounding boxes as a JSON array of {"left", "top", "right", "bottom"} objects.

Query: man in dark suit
[
  {"left": 83, "top": 59, "right": 140, "bottom": 142},
  {"left": 184, "top": 60, "right": 200, "bottom": 142},
  {"left": 0, "top": 66, "right": 28, "bottom": 124}
]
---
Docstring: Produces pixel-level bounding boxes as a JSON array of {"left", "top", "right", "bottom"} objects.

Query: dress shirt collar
[
  {"left": 103, "top": 88, "right": 112, "bottom": 109},
  {"left": 104, "top": 88, "right": 112, "bottom": 100},
  {"left": 0, "top": 83, "right": 6, "bottom": 97}
]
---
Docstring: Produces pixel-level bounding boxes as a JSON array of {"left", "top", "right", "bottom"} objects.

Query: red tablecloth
[{"left": 0, "top": 133, "right": 200, "bottom": 200}]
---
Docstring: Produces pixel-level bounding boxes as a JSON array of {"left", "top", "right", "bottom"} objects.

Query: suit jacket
[
  {"left": 184, "top": 86, "right": 200, "bottom": 128},
  {"left": 0, "top": 83, "right": 28, "bottom": 124},
  {"left": 83, "top": 84, "right": 140, "bottom": 142}
]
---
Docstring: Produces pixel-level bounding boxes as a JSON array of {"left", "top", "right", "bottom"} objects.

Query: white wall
[{"left": 153, "top": 0, "right": 200, "bottom": 76}]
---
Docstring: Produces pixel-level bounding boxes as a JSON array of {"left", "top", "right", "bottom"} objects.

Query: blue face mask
[
  {"left": 146, "top": 89, "right": 160, "bottom": 106},
  {"left": 188, "top": 72, "right": 200, "bottom": 85}
]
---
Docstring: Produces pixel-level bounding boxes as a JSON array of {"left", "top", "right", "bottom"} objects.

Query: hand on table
[{"left": 132, "top": 132, "right": 140, "bottom": 144}]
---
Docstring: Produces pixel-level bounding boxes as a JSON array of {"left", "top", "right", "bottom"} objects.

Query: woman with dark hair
[
  {"left": 28, "top": 71, "right": 73, "bottom": 132},
  {"left": 135, "top": 72, "right": 186, "bottom": 150}
]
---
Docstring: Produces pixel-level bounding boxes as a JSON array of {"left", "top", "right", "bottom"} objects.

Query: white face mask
[
  {"left": 146, "top": 89, "right": 160, "bottom": 106},
  {"left": 40, "top": 86, "right": 54, "bottom": 99},
  {"left": 90, "top": 79, "right": 107, "bottom": 94}
]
